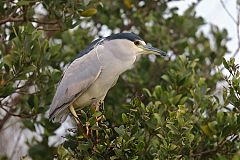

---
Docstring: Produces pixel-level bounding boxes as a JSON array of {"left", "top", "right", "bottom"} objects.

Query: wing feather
[{"left": 49, "top": 51, "right": 102, "bottom": 122}]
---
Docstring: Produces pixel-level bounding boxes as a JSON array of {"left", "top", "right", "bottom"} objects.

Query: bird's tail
[{"left": 49, "top": 108, "right": 69, "bottom": 123}]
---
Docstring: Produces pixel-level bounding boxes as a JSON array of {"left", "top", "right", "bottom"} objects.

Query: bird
[{"left": 49, "top": 32, "right": 166, "bottom": 124}]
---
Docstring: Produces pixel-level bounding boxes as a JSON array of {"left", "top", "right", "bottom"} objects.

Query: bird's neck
[
  {"left": 104, "top": 39, "right": 138, "bottom": 62},
  {"left": 112, "top": 50, "right": 137, "bottom": 62}
]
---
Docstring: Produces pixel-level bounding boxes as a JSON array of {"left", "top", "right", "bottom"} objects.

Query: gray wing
[{"left": 49, "top": 52, "right": 102, "bottom": 122}]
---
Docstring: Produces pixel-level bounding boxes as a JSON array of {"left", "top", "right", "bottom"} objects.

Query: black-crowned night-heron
[{"left": 49, "top": 32, "right": 166, "bottom": 124}]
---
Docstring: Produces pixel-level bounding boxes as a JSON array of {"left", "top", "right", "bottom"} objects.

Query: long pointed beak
[{"left": 142, "top": 44, "right": 167, "bottom": 57}]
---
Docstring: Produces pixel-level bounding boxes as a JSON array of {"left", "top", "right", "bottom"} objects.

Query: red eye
[{"left": 134, "top": 40, "right": 140, "bottom": 46}]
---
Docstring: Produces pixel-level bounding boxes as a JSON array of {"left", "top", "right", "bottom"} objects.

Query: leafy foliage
[{"left": 0, "top": 0, "right": 240, "bottom": 159}]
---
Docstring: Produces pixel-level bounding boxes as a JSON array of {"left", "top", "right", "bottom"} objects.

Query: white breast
[{"left": 73, "top": 40, "right": 137, "bottom": 108}]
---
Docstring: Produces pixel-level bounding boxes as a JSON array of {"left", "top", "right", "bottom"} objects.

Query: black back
[
  {"left": 105, "top": 32, "right": 143, "bottom": 42},
  {"left": 75, "top": 32, "right": 142, "bottom": 59},
  {"left": 75, "top": 38, "right": 104, "bottom": 59}
]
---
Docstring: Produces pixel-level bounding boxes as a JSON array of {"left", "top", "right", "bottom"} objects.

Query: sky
[{"left": 169, "top": 0, "right": 239, "bottom": 64}]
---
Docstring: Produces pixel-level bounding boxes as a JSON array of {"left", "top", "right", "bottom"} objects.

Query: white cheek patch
[
  {"left": 140, "top": 40, "right": 146, "bottom": 46},
  {"left": 136, "top": 41, "right": 146, "bottom": 53}
]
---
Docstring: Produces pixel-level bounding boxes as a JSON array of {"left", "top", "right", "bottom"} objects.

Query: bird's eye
[{"left": 134, "top": 40, "right": 141, "bottom": 46}]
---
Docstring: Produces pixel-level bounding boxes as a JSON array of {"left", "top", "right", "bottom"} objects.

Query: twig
[
  {"left": 0, "top": 105, "right": 34, "bottom": 118},
  {"left": 0, "top": 7, "right": 23, "bottom": 25},
  {"left": 0, "top": 16, "right": 61, "bottom": 25},
  {"left": 0, "top": 119, "right": 21, "bottom": 133},
  {"left": 234, "top": 2, "right": 240, "bottom": 58},
  {"left": 0, "top": 110, "right": 11, "bottom": 130},
  {"left": 0, "top": 5, "right": 60, "bottom": 26},
  {"left": 220, "top": 0, "right": 237, "bottom": 24},
  {"left": 220, "top": 0, "right": 240, "bottom": 71},
  {"left": 192, "top": 133, "right": 239, "bottom": 158},
  {"left": 9, "top": 128, "right": 23, "bottom": 159},
  {"left": 36, "top": 27, "right": 61, "bottom": 31},
  {"left": 0, "top": 16, "right": 24, "bottom": 25},
  {"left": 29, "top": 18, "right": 59, "bottom": 25},
  {"left": 232, "top": 47, "right": 240, "bottom": 58}
]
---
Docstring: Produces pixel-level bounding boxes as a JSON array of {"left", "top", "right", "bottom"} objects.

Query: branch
[
  {"left": 29, "top": 18, "right": 59, "bottom": 25},
  {"left": 234, "top": 2, "right": 240, "bottom": 58},
  {"left": 0, "top": 105, "right": 34, "bottom": 118},
  {"left": 36, "top": 27, "right": 61, "bottom": 31},
  {"left": 0, "top": 93, "right": 35, "bottom": 119},
  {"left": 220, "top": 1, "right": 240, "bottom": 71},
  {"left": 0, "top": 7, "right": 23, "bottom": 25},
  {"left": 9, "top": 129, "right": 24, "bottom": 159},
  {"left": 0, "top": 110, "right": 11, "bottom": 130},
  {"left": 0, "top": 16, "right": 24, "bottom": 25},
  {"left": 0, "top": 16, "right": 61, "bottom": 25},
  {"left": 192, "top": 134, "right": 239, "bottom": 158},
  {"left": 220, "top": 0, "right": 237, "bottom": 24},
  {"left": 0, "top": 6, "right": 60, "bottom": 26}
]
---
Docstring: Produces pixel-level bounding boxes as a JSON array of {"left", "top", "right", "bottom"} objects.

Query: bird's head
[{"left": 105, "top": 32, "right": 167, "bottom": 57}]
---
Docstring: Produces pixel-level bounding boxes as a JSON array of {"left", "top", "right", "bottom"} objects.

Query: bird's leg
[
  {"left": 96, "top": 100, "right": 104, "bottom": 122},
  {"left": 69, "top": 105, "right": 87, "bottom": 137},
  {"left": 95, "top": 102, "right": 100, "bottom": 143},
  {"left": 69, "top": 105, "right": 81, "bottom": 125},
  {"left": 94, "top": 100, "right": 104, "bottom": 143}
]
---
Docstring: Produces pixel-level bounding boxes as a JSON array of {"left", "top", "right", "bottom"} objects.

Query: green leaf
[
  {"left": 161, "top": 74, "right": 170, "bottom": 83},
  {"left": 93, "top": 111, "right": 102, "bottom": 117},
  {"left": 114, "top": 125, "right": 125, "bottom": 136},
  {"left": 77, "top": 142, "right": 92, "bottom": 151},
  {"left": 110, "top": 156, "right": 118, "bottom": 160},
  {"left": 172, "top": 94, "right": 182, "bottom": 104},
  {"left": 123, "top": 0, "right": 132, "bottom": 9},
  {"left": 222, "top": 58, "right": 229, "bottom": 70},
  {"left": 166, "top": 123, "right": 179, "bottom": 134},
  {"left": 153, "top": 85, "right": 162, "bottom": 98},
  {"left": 22, "top": 65, "right": 37, "bottom": 74},
  {"left": 91, "top": 124, "right": 101, "bottom": 130},
  {"left": 3, "top": 55, "right": 14, "bottom": 67},
  {"left": 187, "top": 133, "right": 195, "bottom": 143},
  {"left": 17, "top": 0, "right": 33, "bottom": 6},
  {"left": 0, "top": 85, "right": 15, "bottom": 97},
  {"left": 208, "top": 121, "right": 217, "bottom": 134},
  {"left": 23, "top": 120, "right": 35, "bottom": 131},
  {"left": 142, "top": 88, "right": 152, "bottom": 97},
  {"left": 200, "top": 125, "right": 212, "bottom": 136},
  {"left": 122, "top": 113, "right": 128, "bottom": 123},
  {"left": 80, "top": 8, "right": 97, "bottom": 17}
]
